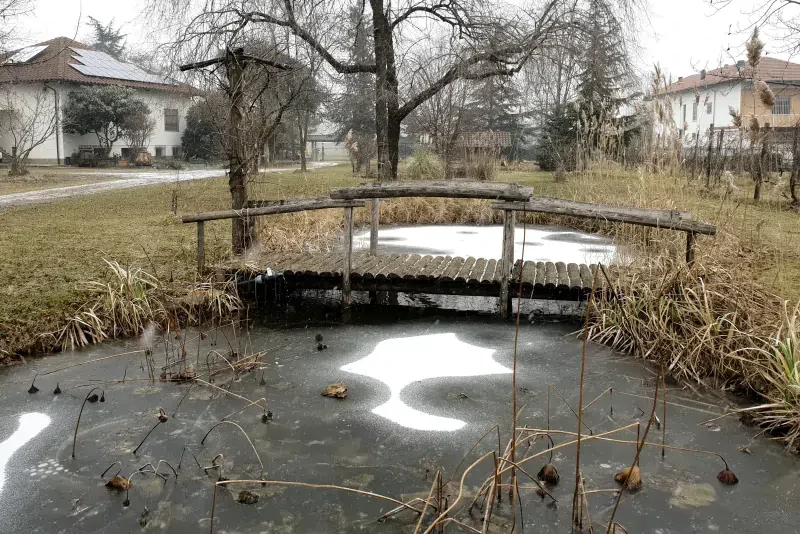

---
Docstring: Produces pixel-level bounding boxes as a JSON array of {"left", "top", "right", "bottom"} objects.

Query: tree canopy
[
  {"left": 62, "top": 86, "right": 150, "bottom": 156},
  {"left": 86, "top": 16, "right": 127, "bottom": 59}
]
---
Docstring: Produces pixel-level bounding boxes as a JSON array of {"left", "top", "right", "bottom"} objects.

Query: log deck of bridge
[
  {"left": 181, "top": 181, "right": 717, "bottom": 317},
  {"left": 218, "top": 251, "right": 599, "bottom": 301}
]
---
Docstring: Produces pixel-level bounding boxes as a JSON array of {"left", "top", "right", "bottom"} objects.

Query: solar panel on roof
[
  {"left": 3, "top": 45, "right": 48, "bottom": 65},
  {"left": 69, "top": 48, "right": 168, "bottom": 85}
]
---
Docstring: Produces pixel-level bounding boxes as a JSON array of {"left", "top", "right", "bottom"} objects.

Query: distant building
[
  {"left": 306, "top": 121, "right": 348, "bottom": 161},
  {"left": 0, "top": 37, "right": 196, "bottom": 164},
  {"left": 657, "top": 57, "right": 800, "bottom": 144}
]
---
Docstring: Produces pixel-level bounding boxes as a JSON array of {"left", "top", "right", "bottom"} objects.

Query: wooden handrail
[
  {"left": 493, "top": 198, "right": 716, "bottom": 235},
  {"left": 330, "top": 181, "right": 532, "bottom": 201},
  {"left": 180, "top": 199, "right": 366, "bottom": 223}
]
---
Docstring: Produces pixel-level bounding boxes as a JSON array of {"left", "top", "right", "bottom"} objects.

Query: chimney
[{"left": 700, "top": 69, "right": 707, "bottom": 80}]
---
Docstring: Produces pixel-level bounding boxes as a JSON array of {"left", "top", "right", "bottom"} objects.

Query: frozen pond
[
  {"left": 0, "top": 314, "right": 798, "bottom": 533},
  {"left": 355, "top": 224, "right": 618, "bottom": 265}
]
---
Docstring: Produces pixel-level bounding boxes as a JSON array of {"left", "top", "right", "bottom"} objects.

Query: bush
[{"left": 405, "top": 149, "right": 445, "bottom": 180}]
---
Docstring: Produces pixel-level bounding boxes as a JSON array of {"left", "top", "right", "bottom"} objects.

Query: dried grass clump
[
  {"left": 588, "top": 252, "right": 800, "bottom": 448},
  {"left": 405, "top": 149, "right": 445, "bottom": 181},
  {"left": 754, "top": 80, "right": 775, "bottom": 108},
  {"left": 49, "top": 260, "right": 241, "bottom": 351}
]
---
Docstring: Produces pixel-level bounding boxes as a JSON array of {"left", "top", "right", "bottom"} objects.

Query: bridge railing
[
  {"left": 491, "top": 197, "right": 717, "bottom": 317},
  {"left": 180, "top": 199, "right": 365, "bottom": 292}
]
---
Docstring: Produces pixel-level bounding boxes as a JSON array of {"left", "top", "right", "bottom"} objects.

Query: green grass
[{"left": 1, "top": 161, "right": 799, "bottom": 356}]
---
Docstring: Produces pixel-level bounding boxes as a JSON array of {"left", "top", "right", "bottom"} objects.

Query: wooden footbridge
[{"left": 181, "top": 182, "right": 716, "bottom": 318}]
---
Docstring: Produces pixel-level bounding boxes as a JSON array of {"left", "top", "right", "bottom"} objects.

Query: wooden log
[
  {"left": 468, "top": 258, "right": 488, "bottom": 284},
  {"left": 375, "top": 254, "right": 402, "bottom": 279},
  {"left": 500, "top": 209, "right": 515, "bottom": 319},
  {"left": 330, "top": 181, "right": 532, "bottom": 201},
  {"left": 196, "top": 221, "right": 205, "bottom": 274},
  {"left": 419, "top": 256, "right": 446, "bottom": 280},
  {"left": 350, "top": 253, "right": 384, "bottom": 279},
  {"left": 579, "top": 264, "right": 593, "bottom": 289},
  {"left": 370, "top": 199, "right": 380, "bottom": 255},
  {"left": 481, "top": 259, "right": 498, "bottom": 284},
  {"left": 343, "top": 207, "right": 354, "bottom": 307},
  {"left": 393, "top": 254, "right": 422, "bottom": 278},
  {"left": 431, "top": 256, "right": 454, "bottom": 279},
  {"left": 555, "top": 262, "right": 569, "bottom": 297},
  {"left": 493, "top": 198, "right": 716, "bottom": 235},
  {"left": 535, "top": 262, "right": 546, "bottom": 292},
  {"left": 181, "top": 199, "right": 366, "bottom": 223},
  {"left": 686, "top": 231, "right": 696, "bottom": 265},
  {"left": 406, "top": 255, "right": 434, "bottom": 279},
  {"left": 454, "top": 257, "right": 476, "bottom": 283},
  {"left": 567, "top": 263, "right": 581, "bottom": 299},
  {"left": 441, "top": 257, "right": 465, "bottom": 281},
  {"left": 521, "top": 261, "right": 537, "bottom": 290},
  {"left": 303, "top": 253, "right": 334, "bottom": 276},
  {"left": 544, "top": 262, "right": 557, "bottom": 290},
  {"left": 389, "top": 254, "right": 420, "bottom": 279},
  {"left": 364, "top": 254, "right": 399, "bottom": 279}
]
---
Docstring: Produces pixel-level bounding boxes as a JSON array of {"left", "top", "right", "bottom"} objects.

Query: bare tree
[
  {"left": 0, "top": 88, "right": 57, "bottom": 175},
  {"left": 0, "top": 0, "right": 33, "bottom": 55},
  {"left": 708, "top": 0, "right": 800, "bottom": 56},
  {"left": 148, "top": 0, "right": 574, "bottom": 180}
]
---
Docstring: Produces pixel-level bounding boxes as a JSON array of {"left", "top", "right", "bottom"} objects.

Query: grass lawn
[{"left": 1, "top": 161, "right": 798, "bottom": 355}]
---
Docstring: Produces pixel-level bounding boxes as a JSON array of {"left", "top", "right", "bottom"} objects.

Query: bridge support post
[
  {"left": 370, "top": 199, "right": 380, "bottom": 255},
  {"left": 197, "top": 221, "right": 205, "bottom": 274},
  {"left": 343, "top": 206, "right": 354, "bottom": 307},
  {"left": 685, "top": 231, "right": 695, "bottom": 266},
  {"left": 500, "top": 209, "right": 515, "bottom": 319}
]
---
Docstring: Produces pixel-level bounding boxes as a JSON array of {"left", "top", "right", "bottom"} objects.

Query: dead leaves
[
  {"left": 322, "top": 382, "right": 348, "bottom": 399},
  {"left": 105, "top": 475, "right": 132, "bottom": 491}
]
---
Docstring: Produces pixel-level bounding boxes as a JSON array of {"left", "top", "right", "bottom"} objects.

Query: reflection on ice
[
  {"left": 341, "top": 333, "right": 511, "bottom": 431},
  {"left": 354, "top": 224, "right": 616, "bottom": 265},
  {"left": 0, "top": 413, "right": 50, "bottom": 492}
]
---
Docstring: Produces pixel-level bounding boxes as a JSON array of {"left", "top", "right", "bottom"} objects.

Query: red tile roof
[
  {"left": 0, "top": 37, "right": 197, "bottom": 94},
  {"left": 663, "top": 57, "right": 800, "bottom": 94},
  {"left": 456, "top": 131, "right": 512, "bottom": 148}
]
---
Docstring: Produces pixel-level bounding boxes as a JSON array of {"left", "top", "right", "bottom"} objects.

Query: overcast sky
[{"left": 15, "top": 0, "right": 792, "bottom": 80}]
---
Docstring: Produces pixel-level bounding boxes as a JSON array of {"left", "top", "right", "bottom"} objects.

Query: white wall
[
  {"left": 669, "top": 81, "right": 742, "bottom": 144},
  {"left": 0, "top": 81, "right": 194, "bottom": 164},
  {"left": 0, "top": 83, "right": 60, "bottom": 163}
]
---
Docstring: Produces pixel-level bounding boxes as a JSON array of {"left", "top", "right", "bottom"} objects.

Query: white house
[
  {"left": 655, "top": 57, "right": 800, "bottom": 145},
  {"left": 0, "top": 37, "right": 196, "bottom": 164}
]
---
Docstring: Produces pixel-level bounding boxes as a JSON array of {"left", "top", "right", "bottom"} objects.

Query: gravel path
[{"left": 0, "top": 162, "right": 336, "bottom": 209}]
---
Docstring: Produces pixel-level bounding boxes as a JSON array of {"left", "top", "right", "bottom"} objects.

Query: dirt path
[{"left": 0, "top": 162, "right": 336, "bottom": 209}]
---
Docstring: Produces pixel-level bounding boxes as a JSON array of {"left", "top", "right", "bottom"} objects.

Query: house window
[
  {"left": 120, "top": 147, "right": 131, "bottom": 158},
  {"left": 706, "top": 102, "right": 712, "bottom": 114},
  {"left": 773, "top": 95, "right": 791, "bottom": 115},
  {"left": 164, "top": 109, "right": 179, "bottom": 132},
  {"left": 155, "top": 146, "right": 165, "bottom": 158},
  {"left": 682, "top": 104, "right": 687, "bottom": 125},
  {"left": 692, "top": 102, "right": 698, "bottom": 121},
  {"left": 172, "top": 146, "right": 183, "bottom": 158}
]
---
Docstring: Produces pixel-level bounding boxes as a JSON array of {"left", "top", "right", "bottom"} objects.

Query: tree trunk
[
  {"left": 298, "top": 117, "right": 307, "bottom": 172},
  {"left": 226, "top": 49, "right": 251, "bottom": 254},
  {"left": 792, "top": 123, "right": 800, "bottom": 205},
  {"left": 371, "top": 0, "right": 390, "bottom": 181},
  {"left": 705, "top": 124, "right": 714, "bottom": 188}
]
